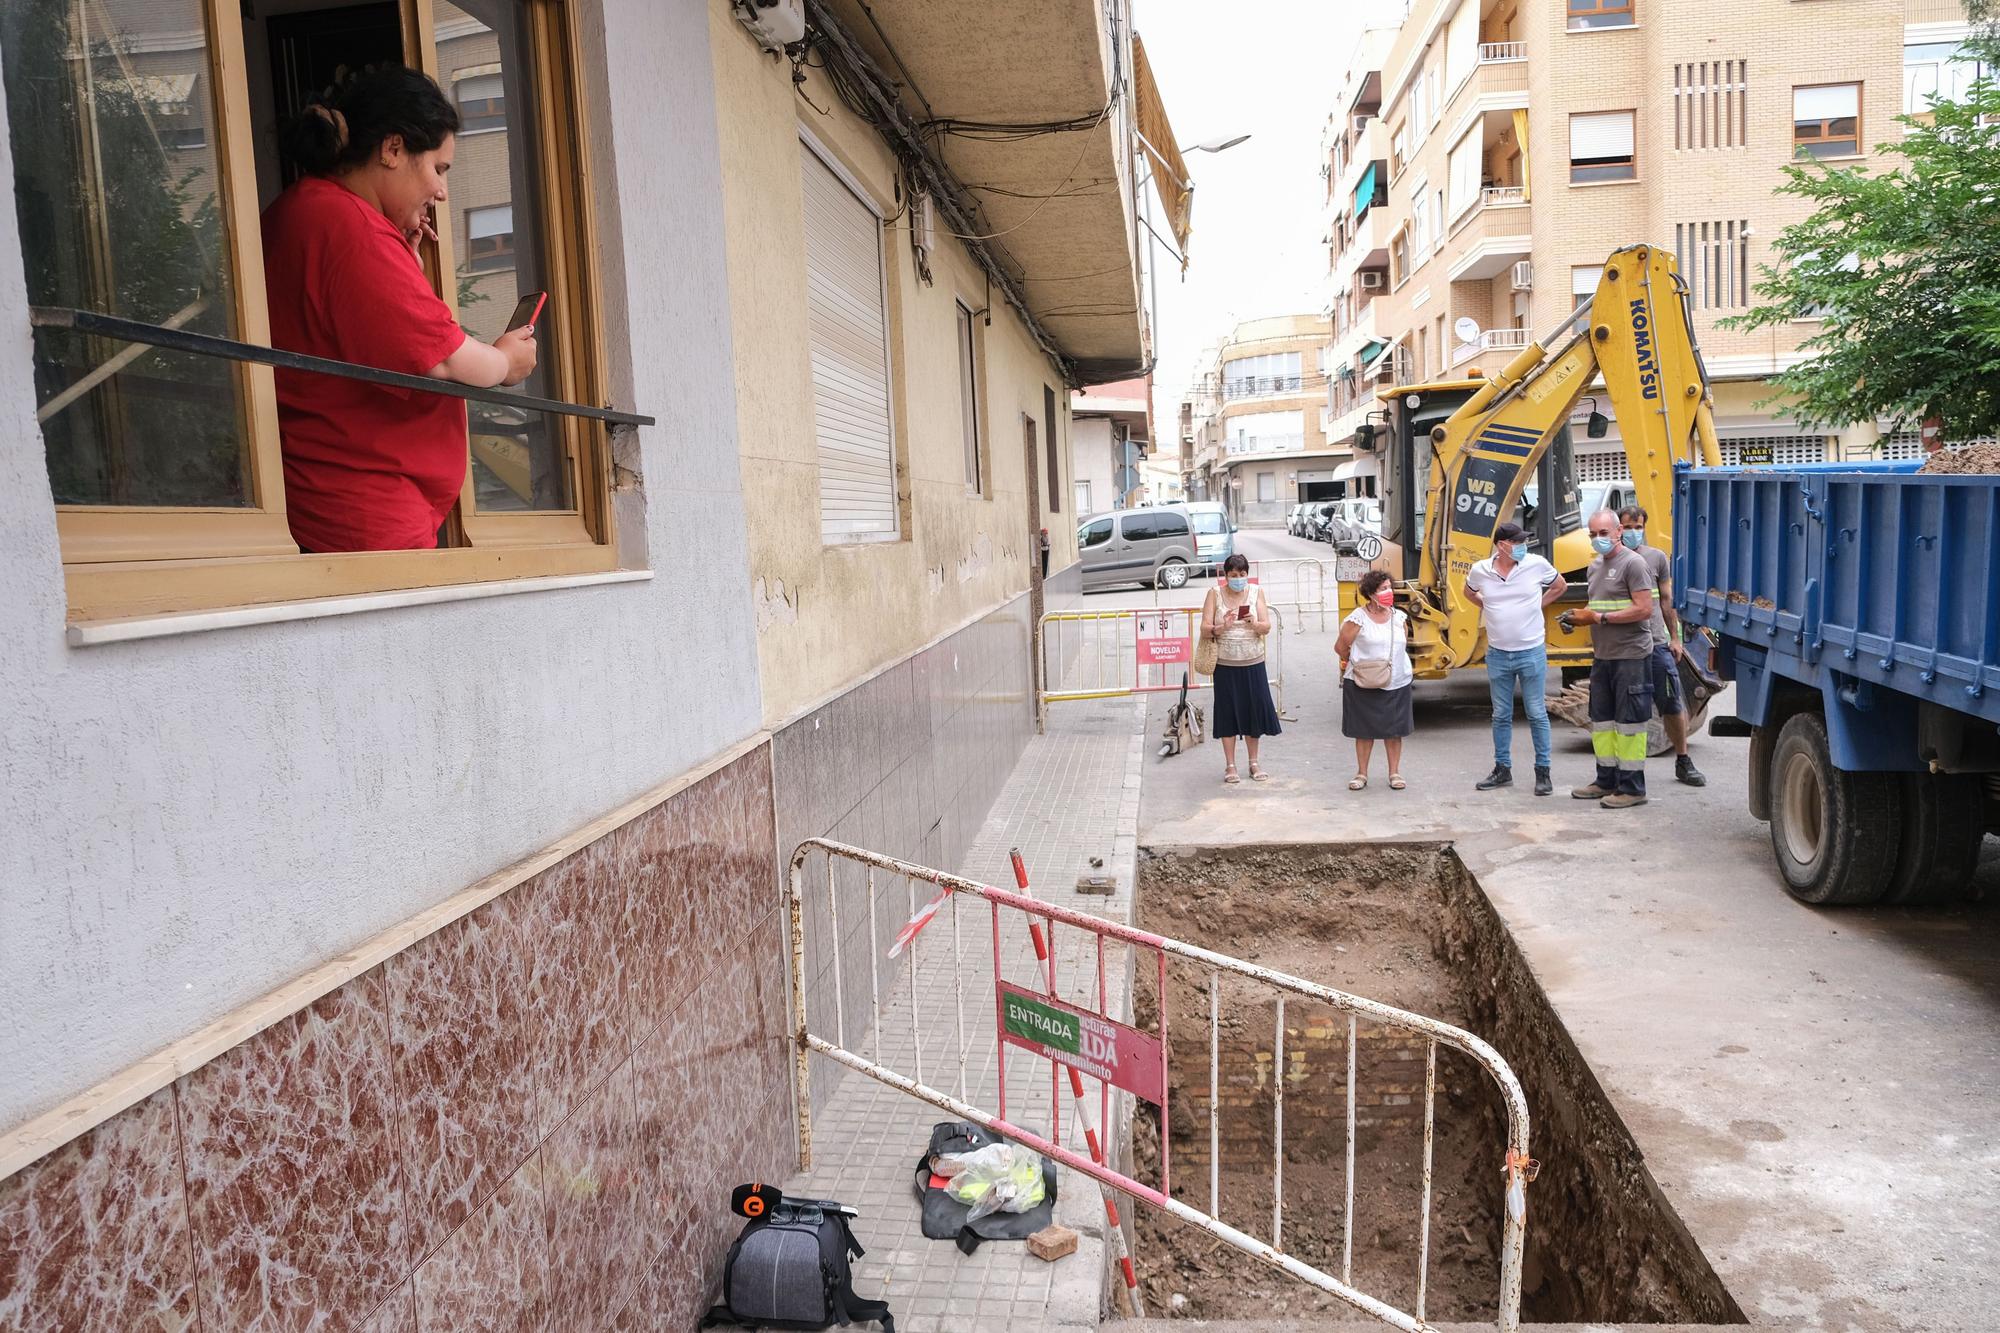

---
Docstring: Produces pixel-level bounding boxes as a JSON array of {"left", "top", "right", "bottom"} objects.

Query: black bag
[
  {"left": 912, "top": 1121, "right": 1058, "bottom": 1256},
  {"left": 703, "top": 1194, "right": 893, "bottom": 1331}
]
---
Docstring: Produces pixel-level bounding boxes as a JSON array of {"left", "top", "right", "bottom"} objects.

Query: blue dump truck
[{"left": 1676, "top": 461, "right": 2000, "bottom": 905}]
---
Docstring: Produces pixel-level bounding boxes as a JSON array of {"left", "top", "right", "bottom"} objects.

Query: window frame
[
  {"left": 1567, "top": 0, "right": 1635, "bottom": 32},
  {"left": 45, "top": 0, "right": 617, "bottom": 625},
  {"left": 956, "top": 300, "right": 982, "bottom": 495},
  {"left": 1792, "top": 82, "right": 1863, "bottom": 160},
  {"left": 1569, "top": 109, "right": 1639, "bottom": 183}
]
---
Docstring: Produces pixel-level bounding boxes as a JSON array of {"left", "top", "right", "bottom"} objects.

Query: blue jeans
[{"left": 1487, "top": 645, "right": 1552, "bottom": 770}]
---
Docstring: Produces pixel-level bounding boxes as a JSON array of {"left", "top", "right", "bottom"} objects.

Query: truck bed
[{"left": 1675, "top": 461, "right": 2000, "bottom": 729}]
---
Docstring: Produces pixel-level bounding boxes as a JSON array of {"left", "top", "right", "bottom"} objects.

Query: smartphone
[
  {"left": 1237, "top": 605, "right": 1250, "bottom": 620},
  {"left": 505, "top": 291, "right": 548, "bottom": 335}
]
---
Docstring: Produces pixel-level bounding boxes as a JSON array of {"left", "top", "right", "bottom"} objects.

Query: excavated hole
[{"left": 1123, "top": 841, "right": 1744, "bottom": 1325}]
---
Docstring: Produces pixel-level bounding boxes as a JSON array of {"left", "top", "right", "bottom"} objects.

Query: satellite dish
[{"left": 1454, "top": 316, "right": 1482, "bottom": 344}]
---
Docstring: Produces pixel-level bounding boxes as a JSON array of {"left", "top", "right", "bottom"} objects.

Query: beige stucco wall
[{"left": 707, "top": 0, "right": 1075, "bottom": 724}]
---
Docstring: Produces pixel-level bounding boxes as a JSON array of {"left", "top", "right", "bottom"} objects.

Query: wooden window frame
[
  {"left": 52, "top": 0, "right": 617, "bottom": 626},
  {"left": 1569, "top": 109, "right": 1638, "bottom": 183},
  {"left": 1567, "top": 0, "right": 1634, "bottom": 31},
  {"left": 1792, "top": 82, "right": 1862, "bottom": 159}
]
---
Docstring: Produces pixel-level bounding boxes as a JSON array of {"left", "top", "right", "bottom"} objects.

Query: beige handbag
[
  {"left": 1349, "top": 656, "right": 1393, "bottom": 689},
  {"left": 1192, "top": 632, "right": 1220, "bottom": 677}
]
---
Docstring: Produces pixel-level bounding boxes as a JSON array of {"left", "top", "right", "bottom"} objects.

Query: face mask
[
  {"left": 1504, "top": 541, "right": 1526, "bottom": 561},
  {"left": 1226, "top": 576, "right": 1247, "bottom": 592},
  {"left": 1374, "top": 589, "right": 1394, "bottom": 607},
  {"left": 1591, "top": 535, "right": 1615, "bottom": 555},
  {"left": 1621, "top": 529, "right": 1644, "bottom": 549}
]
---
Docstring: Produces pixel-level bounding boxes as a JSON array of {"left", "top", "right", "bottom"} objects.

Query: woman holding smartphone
[
  {"left": 1203, "top": 553, "right": 1281, "bottom": 784},
  {"left": 263, "top": 66, "right": 537, "bottom": 553}
]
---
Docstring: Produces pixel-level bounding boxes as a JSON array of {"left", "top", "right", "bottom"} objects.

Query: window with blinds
[
  {"left": 1570, "top": 111, "right": 1636, "bottom": 182},
  {"left": 1674, "top": 220, "right": 1752, "bottom": 310},
  {"left": 1675, "top": 61, "right": 1747, "bottom": 149},
  {"left": 1793, "top": 84, "right": 1861, "bottom": 159},
  {"left": 801, "top": 142, "right": 898, "bottom": 542},
  {"left": 1447, "top": 131, "right": 1481, "bottom": 221}
]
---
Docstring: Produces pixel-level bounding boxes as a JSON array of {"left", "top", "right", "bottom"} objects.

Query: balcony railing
[
  {"left": 1222, "top": 374, "right": 1306, "bottom": 400},
  {"left": 1480, "top": 185, "right": 1527, "bottom": 208},
  {"left": 1451, "top": 327, "right": 1530, "bottom": 369},
  {"left": 1479, "top": 41, "right": 1526, "bottom": 62}
]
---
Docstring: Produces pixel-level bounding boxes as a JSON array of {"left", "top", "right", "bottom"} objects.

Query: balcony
[
  {"left": 1451, "top": 326, "right": 1530, "bottom": 370},
  {"left": 1332, "top": 204, "right": 1393, "bottom": 290},
  {"left": 1478, "top": 41, "right": 1525, "bottom": 63},
  {"left": 1222, "top": 375, "right": 1307, "bottom": 402},
  {"left": 1444, "top": 193, "right": 1532, "bottom": 282}
]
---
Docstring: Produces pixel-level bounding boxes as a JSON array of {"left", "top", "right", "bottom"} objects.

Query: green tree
[{"left": 1725, "top": 19, "right": 2000, "bottom": 440}]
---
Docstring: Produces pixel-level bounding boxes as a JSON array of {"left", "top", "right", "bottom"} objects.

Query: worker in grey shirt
[{"left": 1619, "top": 505, "right": 1704, "bottom": 786}]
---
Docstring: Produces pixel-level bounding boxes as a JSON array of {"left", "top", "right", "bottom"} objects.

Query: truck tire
[
  {"left": 1885, "top": 773, "right": 1987, "bottom": 904},
  {"left": 1768, "top": 711, "right": 1900, "bottom": 906}
]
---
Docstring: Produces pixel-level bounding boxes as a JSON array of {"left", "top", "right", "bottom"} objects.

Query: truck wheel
[
  {"left": 1885, "top": 773, "right": 1987, "bottom": 904},
  {"left": 1768, "top": 711, "right": 1900, "bottom": 906}
]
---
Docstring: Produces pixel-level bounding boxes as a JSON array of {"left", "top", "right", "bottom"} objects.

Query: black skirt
[
  {"left": 1212, "top": 661, "right": 1281, "bottom": 738},
  {"left": 1341, "top": 678, "right": 1414, "bottom": 739}
]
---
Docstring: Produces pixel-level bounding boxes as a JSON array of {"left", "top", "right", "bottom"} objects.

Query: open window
[{"left": 1, "top": 0, "right": 623, "bottom": 625}]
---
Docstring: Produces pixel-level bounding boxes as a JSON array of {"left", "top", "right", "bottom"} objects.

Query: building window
[
  {"left": 1572, "top": 264, "right": 1604, "bottom": 308},
  {"left": 1257, "top": 471, "right": 1276, "bottom": 503},
  {"left": 802, "top": 140, "right": 898, "bottom": 542},
  {"left": 1675, "top": 60, "right": 1748, "bottom": 150},
  {"left": 1225, "top": 410, "right": 1305, "bottom": 455},
  {"left": 1223, "top": 351, "right": 1303, "bottom": 399},
  {"left": 1447, "top": 130, "right": 1481, "bottom": 220},
  {"left": 1409, "top": 185, "right": 1431, "bottom": 255},
  {"left": 1075, "top": 479, "right": 1093, "bottom": 515},
  {"left": 1, "top": 0, "right": 612, "bottom": 619},
  {"left": 1568, "top": 0, "right": 1634, "bottom": 31},
  {"left": 455, "top": 71, "right": 506, "bottom": 133},
  {"left": 1044, "top": 384, "right": 1061, "bottom": 513},
  {"left": 1390, "top": 124, "right": 1409, "bottom": 176},
  {"left": 956, "top": 303, "right": 981, "bottom": 493},
  {"left": 1570, "top": 110, "right": 1637, "bottom": 182},
  {"left": 1905, "top": 41, "right": 1986, "bottom": 115},
  {"left": 1390, "top": 229, "right": 1410, "bottom": 285},
  {"left": 465, "top": 205, "right": 515, "bottom": 273},
  {"left": 1793, "top": 83, "right": 1861, "bottom": 159},
  {"left": 1674, "top": 220, "right": 1752, "bottom": 310}
]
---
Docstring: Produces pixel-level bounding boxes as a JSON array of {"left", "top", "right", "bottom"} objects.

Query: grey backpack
[{"left": 703, "top": 1195, "right": 893, "bottom": 1332}]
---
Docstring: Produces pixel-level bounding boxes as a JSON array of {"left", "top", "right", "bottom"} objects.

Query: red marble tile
[
  {"left": 411, "top": 1151, "right": 550, "bottom": 1333},
  {"left": 608, "top": 1247, "right": 707, "bottom": 1333},
  {"left": 618, "top": 798, "right": 695, "bottom": 1049},
  {"left": 386, "top": 896, "right": 540, "bottom": 1263},
  {"left": 627, "top": 1002, "right": 711, "bottom": 1276},
  {"left": 0, "top": 1087, "right": 197, "bottom": 1333},
  {"left": 357, "top": 1283, "right": 416, "bottom": 1333},
  {"left": 540, "top": 1060, "right": 642, "bottom": 1330},
  {"left": 522, "top": 849, "right": 635, "bottom": 1139},
  {"left": 179, "top": 968, "right": 409, "bottom": 1332}
]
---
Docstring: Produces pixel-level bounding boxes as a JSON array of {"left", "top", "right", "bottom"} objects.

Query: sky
[{"left": 1136, "top": 0, "right": 1367, "bottom": 455}]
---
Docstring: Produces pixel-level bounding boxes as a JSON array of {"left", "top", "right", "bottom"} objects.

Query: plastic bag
[{"left": 936, "top": 1142, "right": 1048, "bottom": 1223}]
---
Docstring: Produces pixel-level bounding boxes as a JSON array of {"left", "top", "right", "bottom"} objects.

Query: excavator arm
[{"left": 1404, "top": 244, "right": 1723, "bottom": 673}]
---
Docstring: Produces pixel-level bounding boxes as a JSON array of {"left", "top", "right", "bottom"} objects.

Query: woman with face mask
[
  {"left": 1335, "top": 568, "right": 1416, "bottom": 789},
  {"left": 264, "top": 66, "right": 538, "bottom": 553},
  {"left": 1202, "top": 553, "right": 1280, "bottom": 784}
]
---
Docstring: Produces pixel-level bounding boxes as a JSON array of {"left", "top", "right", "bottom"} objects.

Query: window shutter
[
  {"left": 456, "top": 73, "right": 505, "bottom": 103},
  {"left": 1446, "top": 0, "right": 1479, "bottom": 89},
  {"left": 1569, "top": 111, "right": 1633, "bottom": 160},
  {"left": 468, "top": 205, "right": 513, "bottom": 239},
  {"left": 1793, "top": 84, "right": 1857, "bottom": 120},
  {"left": 1448, "top": 132, "right": 1481, "bottom": 217},
  {"left": 801, "top": 145, "right": 897, "bottom": 540}
]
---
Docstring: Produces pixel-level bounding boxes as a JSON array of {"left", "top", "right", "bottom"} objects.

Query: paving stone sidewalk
[{"left": 781, "top": 697, "right": 1148, "bottom": 1333}]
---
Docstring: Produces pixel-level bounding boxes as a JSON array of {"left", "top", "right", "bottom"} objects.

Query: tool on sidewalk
[
  {"left": 1159, "top": 670, "right": 1206, "bottom": 758},
  {"left": 704, "top": 1184, "right": 893, "bottom": 1331},
  {"left": 1009, "top": 847, "right": 1145, "bottom": 1318}
]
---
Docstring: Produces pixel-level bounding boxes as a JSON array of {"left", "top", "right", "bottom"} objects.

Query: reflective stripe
[
  {"left": 1591, "top": 727, "right": 1616, "bottom": 759},
  {"left": 1610, "top": 728, "right": 1648, "bottom": 764},
  {"left": 1587, "top": 599, "right": 1633, "bottom": 611}
]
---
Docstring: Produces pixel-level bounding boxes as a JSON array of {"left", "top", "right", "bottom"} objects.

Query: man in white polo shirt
[{"left": 1464, "top": 522, "right": 1568, "bottom": 795}]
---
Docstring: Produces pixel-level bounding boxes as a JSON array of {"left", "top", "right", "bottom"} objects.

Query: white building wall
[
  {"left": 0, "top": 0, "right": 763, "bottom": 1131},
  {"left": 1071, "top": 417, "right": 1119, "bottom": 517}
]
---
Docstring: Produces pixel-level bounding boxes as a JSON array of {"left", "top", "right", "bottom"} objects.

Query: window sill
[
  {"left": 1568, "top": 177, "right": 1640, "bottom": 188},
  {"left": 1793, "top": 152, "right": 1867, "bottom": 163},
  {"left": 67, "top": 567, "right": 652, "bottom": 647},
  {"left": 1566, "top": 23, "right": 1640, "bottom": 34}
]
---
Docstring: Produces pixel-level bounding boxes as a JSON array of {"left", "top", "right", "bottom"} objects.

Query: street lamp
[{"left": 1190, "top": 134, "right": 1251, "bottom": 154}]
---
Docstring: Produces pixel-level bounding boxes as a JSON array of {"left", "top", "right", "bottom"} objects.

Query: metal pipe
[
  {"left": 905, "top": 875, "right": 925, "bottom": 1088},
  {"left": 1418, "top": 1039, "right": 1436, "bottom": 1324},
  {"left": 1345, "top": 1014, "right": 1357, "bottom": 1285},
  {"left": 1209, "top": 970, "right": 1221, "bottom": 1218},
  {"left": 1273, "top": 995, "right": 1286, "bottom": 1252},
  {"left": 867, "top": 868, "right": 883, "bottom": 1065}
]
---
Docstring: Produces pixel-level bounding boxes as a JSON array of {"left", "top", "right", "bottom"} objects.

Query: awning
[
  {"left": 1333, "top": 460, "right": 1376, "bottom": 482},
  {"left": 1353, "top": 162, "right": 1378, "bottom": 219},
  {"left": 1357, "top": 338, "right": 1388, "bottom": 366},
  {"left": 1133, "top": 35, "right": 1193, "bottom": 264},
  {"left": 1361, "top": 341, "right": 1396, "bottom": 376}
]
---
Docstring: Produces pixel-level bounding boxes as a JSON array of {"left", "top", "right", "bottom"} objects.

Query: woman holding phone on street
[
  {"left": 263, "top": 65, "right": 537, "bottom": 553},
  {"left": 1203, "top": 553, "right": 1281, "bottom": 784}
]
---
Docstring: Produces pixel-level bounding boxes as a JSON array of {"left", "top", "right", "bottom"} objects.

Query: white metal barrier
[
  {"left": 1148, "top": 557, "right": 1352, "bottom": 631},
  {"left": 1040, "top": 605, "right": 1286, "bottom": 709},
  {"left": 786, "top": 837, "right": 1536, "bottom": 1333}
]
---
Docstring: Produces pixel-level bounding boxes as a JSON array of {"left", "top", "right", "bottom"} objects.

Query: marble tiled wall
[
  {"left": 0, "top": 749, "right": 792, "bottom": 1333},
  {"left": 772, "top": 594, "right": 1037, "bottom": 1105}
]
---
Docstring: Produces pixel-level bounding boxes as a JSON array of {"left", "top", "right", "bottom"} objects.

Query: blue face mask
[
  {"left": 1504, "top": 541, "right": 1526, "bottom": 561},
  {"left": 1621, "top": 529, "right": 1644, "bottom": 549},
  {"left": 1226, "top": 576, "right": 1247, "bottom": 592},
  {"left": 1591, "top": 535, "right": 1616, "bottom": 555}
]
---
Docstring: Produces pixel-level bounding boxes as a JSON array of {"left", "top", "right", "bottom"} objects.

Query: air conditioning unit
[
  {"left": 1359, "top": 270, "right": 1386, "bottom": 291},
  {"left": 1351, "top": 114, "right": 1372, "bottom": 133},
  {"left": 1511, "top": 260, "right": 1533, "bottom": 292},
  {"left": 734, "top": 0, "right": 804, "bottom": 53}
]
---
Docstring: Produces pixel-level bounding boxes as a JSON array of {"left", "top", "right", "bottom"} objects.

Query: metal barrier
[
  {"left": 1148, "top": 557, "right": 1345, "bottom": 631},
  {"left": 786, "top": 837, "right": 1535, "bottom": 1333},
  {"left": 1041, "top": 605, "right": 1286, "bottom": 710}
]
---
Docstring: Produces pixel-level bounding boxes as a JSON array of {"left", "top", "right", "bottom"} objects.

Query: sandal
[
  {"left": 1223, "top": 767, "right": 1241, "bottom": 785},
  {"left": 1389, "top": 774, "right": 1407, "bottom": 790},
  {"left": 1348, "top": 774, "right": 1368, "bottom": 791},
  {"left": 1250, "top": 765, "right": 1269, "bottom": 782}
]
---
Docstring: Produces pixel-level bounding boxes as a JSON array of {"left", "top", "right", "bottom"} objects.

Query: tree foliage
[{"left": 1725, "top": 22, "right": 2000, "bottom": 439}]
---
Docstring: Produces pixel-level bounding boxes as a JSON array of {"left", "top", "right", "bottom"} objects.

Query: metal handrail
[{"left": 29, "top": 306, "right": 655, "bottom": 427}]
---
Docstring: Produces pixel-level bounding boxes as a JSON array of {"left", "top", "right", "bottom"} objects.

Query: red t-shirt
[{"left": 262, "top": 177, "right": 470, "bottom": 552}]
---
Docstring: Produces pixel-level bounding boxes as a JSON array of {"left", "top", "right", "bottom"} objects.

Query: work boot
[
  {"left": 1600, "top": 792, "right": 1649, "bottom": 810},
  {"left": 1571, "top": 783, "right": 1611, "bottom": 800},
  {"left": 1476, "top": 764, "right": 1512, "bottom": 790},
  {"left": 1675, "top": 755, "right": 1707, "bottom": 787},
  {"left": 1533, "top": 767, "right": 1553, "bottom": 796}
]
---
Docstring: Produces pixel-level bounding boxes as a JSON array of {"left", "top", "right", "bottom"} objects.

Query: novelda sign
[
  {"left": 1135, "top": 613, "right": 1191, "bottom": 667},
  {"left": 998, "top": 983, "right": 1165, "bottom": 1104}
]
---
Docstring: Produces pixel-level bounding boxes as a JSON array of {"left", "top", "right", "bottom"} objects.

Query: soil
[
  {"left": 1124, "top": 843, "right": 1744, "bottom": 1326},
  {"left": 1916, "top": 440, "right": 2000, "bottom": 474}
]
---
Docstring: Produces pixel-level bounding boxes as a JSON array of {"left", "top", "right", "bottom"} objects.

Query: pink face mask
[{"left": 1374, "top": 589, "right": 1394, "bottom": 607}]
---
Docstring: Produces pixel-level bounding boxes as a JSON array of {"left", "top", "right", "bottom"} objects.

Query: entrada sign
[{"left": 999, "top": 982, "right": 1165, "bottom": 1104}]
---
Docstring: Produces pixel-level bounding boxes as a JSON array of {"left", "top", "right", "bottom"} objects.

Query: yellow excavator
[{"left": 1347, "top": 244, "right": 1725, "bottom": 730}]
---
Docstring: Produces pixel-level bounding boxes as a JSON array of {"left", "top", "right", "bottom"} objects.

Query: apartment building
[
  {"left": 1071, "top": 375, "right": 1153, "bottom": 515},
  {"left": 1322, "top": 0, "right": 1968, "bottom": 490},
  {"left": 1182, "top": 312, "right": 1338, "bottom": 526}
]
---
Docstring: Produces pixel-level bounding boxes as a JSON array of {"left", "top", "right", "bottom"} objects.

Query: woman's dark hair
[
  {"left": 1358, "top": 569, "right": 1392, "bottom": 599},
  {"left": 1493, "top": 521, "right": 1528, "bottom": 545},
  {"left": 1222, "top": 553, "right": 1251, "bottom": 575},
  {"left": 280, "top": 66, "right": 460, "bottom": 176}
]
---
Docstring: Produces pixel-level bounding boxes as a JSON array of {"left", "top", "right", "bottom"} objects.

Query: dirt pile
[{"left": 1916, "top": 441, "right": 2000, "bottom": 474}]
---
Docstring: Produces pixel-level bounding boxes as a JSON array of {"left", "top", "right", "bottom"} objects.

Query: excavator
[{"left": 1348, "top": 243, "right": 1726, "bottom": 737}]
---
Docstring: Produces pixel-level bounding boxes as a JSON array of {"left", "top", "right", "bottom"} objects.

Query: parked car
[
  {"left": 1182, "top": 501, "right": 1235, "bottom": 575},
  {"left": 1078, "top": 505, "right": 1199, "bottom": 591},
  {"left": 1285, "top": 502, "right": 1310, "bottom": 536}
]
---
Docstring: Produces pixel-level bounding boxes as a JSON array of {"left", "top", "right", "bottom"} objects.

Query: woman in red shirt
[{"left": 263, "top": 67, "right": 537, "bottom": 552}]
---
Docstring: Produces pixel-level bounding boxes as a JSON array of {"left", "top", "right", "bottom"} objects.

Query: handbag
[
  {"left": 1350, "top": 656, "right": 1393, "bottom": 689},
  {"left": 1192, "top": 631, "right": 1219, "bottom": 677}
]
